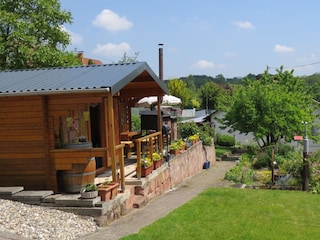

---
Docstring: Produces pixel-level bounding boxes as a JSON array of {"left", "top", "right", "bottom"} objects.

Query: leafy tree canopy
[
  {"left": 167, "top": 78, "right": 190, "bottom": 108},
  {"left": 222, "top": 67, "right": 317, "bottom": 148},
  {"left": 199, "top": 81, "right": 230, "bottom": 111},
  {"left": 0, "top": 0, "right": 80, "bottom": 70}
]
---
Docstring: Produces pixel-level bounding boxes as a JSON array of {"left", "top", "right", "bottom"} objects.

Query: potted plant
[
  {"left": 80, "top": 183, "right": 98, "bottom": 199},
  {"left": 177, "top": 139, "right": 186, "bottom": 150},
  {"left": 140, "top": 157, "right": 153, "bottom": 177},
  {"left": 185, "top": 138, "right": 192, "bottom": 148},
  {"left": 98, "top": 180, "right": 119, "bottom": 201},
  {"left": 152, "top": 152, "right": 163, "bottom": 170},
  {"left": 169, "top": 142, "right": 180, "bottom": 155},
  {"left": 188, "top": 134, "right": 199, "bottom": 145}
]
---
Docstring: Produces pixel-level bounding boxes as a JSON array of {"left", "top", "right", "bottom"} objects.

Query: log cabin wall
[
  {"left": 47, "top": 93, "right": 108, "bottom": 192},
  {"left": 0, "top": 96, "right": 49, "bottom": 190}
]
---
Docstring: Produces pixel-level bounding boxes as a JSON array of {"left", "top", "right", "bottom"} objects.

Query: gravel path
[{"left": 0, "top": 199, "right": 98, "bottom": 240}]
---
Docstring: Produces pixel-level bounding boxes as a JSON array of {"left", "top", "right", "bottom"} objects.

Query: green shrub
[
  {"left": 225, "top": 165, "right": 254, "bottom": 185},
  {"left": 178, "top": 122, "right": 215, "bottom": 146},
  {"left": 244, "top": 143, "right": 260, "bottom": 155},
  {"left": 199, "top": 132, "right": 212, "bottom": 146},
  {"left": 178, "top": 122, "right": 200, "bottom": 139},
  {"left": 131, "top": 114, "right": 140, "bottom": 131},
  {"left": 216, "top": 134, "right": 235, "bottom": 146},
  {"left": 252, "top": 152, "right": 270, "bottom": 169},
  {"left": 201, "top": 122, "right": 215, "bottom": 138},
  {"left": 225, "top": 154, "right": 255, "bottom": 185}
]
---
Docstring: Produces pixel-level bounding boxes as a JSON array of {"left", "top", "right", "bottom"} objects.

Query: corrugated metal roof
[{"left": 0, "top": 62, "right": 167, "bottom": 96}]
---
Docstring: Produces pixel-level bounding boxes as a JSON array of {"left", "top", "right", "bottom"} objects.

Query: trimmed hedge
[{"left": 216, "top": 134, "right": 235, "bottom": 146}]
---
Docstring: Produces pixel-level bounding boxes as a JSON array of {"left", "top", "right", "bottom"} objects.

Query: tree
[
  {"left": 184, "top": 75, "right": 196, "bottom": 91},
  {"left": 222, "top": 67, "right": 316, "bottom": 148},
  {"left": 199, "top": 82, "right": 219, "bottom": 110},
  {"left": 167, "top": 78, "right": 189, "bottom": 108},
  {"left": 0, "top": 0, "right": 80, "bottom": 70},
  {"left": 118, "top": 52, "right": 140, "bottom": 64}
]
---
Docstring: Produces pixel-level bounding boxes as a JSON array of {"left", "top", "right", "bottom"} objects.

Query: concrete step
[
  {"left": 12, "top": 190, "right": 54, "bottom": 205},
  {"left": 133, "top": 195, "right": 147, "bottom": 208},
  {"left": 0, "top": 186, "right": 24, "bottom": 200},
  {"left": 226, "top": 155, "right": 242, "bottom": 161},
  {"left": 53, "top": 206, "right": 106, "bottom": 217},
  {"left": 54, "top": 194, "right": 101, "bottom": 207}
]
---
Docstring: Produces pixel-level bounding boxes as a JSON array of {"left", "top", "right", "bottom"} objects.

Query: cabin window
[{"left": 54, "top": 108, "right": 91, "bottom": 149}]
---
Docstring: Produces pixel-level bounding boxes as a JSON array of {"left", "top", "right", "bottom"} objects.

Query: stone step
[
  {"left": 53, "top": 206, "right": 106, "bottom": 217},
  {"left": 12, "top": 190, "right": 54, "bottom": 205},
  {"left": 0, "top": 186, "right": 24, "bottom": 200},
  {"left": 133, "top": 195, "right": 147, "bottom": 208},
  {"left": 53, "top": 194, "right": 101, "bottom": 207}
]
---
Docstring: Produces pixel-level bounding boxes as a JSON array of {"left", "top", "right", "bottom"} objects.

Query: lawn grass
[
  {"left": 215, "top": 145, "right": 233, "bottom": 158},
  {"left": 121, "top": 188, "right": 320, "bottom": 240}
]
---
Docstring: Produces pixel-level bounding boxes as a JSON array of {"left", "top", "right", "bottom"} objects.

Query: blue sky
[{"left": 60, "top": 0, "right": 320, "bottom": 79}]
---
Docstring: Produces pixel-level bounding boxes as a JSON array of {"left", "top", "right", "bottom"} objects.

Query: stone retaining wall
[
  {"left": 96, "top": 141, "right": 216, "bottom": 225},
  {"left": 137, "top": 141, "right": 216, "bottom": 201}
]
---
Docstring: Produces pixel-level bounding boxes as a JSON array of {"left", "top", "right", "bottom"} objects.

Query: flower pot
[
  {"left": 98, "top": 182, "right": 119, "bottom": 201},
  {"left": 80, "top": 190, "right": 98, "bottom": 199},
  {"left": 140, "top": 165, "right": 153, "bottom": 177},
  {"left": 170, "top": 149, "right": 180, "bottom": 155},
  {"left": 108, "top": 182, "right": 119, "bottom": 199},
  {"left": 153, "top": 158, "right": 163, "bottom": 170}
]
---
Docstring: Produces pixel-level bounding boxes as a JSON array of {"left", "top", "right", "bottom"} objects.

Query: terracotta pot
[
  {"left": 140, "top": 165, "right": 153, "bottom": 177},
  {"left": 153, "top": 158, "right": 163, "bottom": 170},
  {"left": 170, "top": 149, "right": 180, "bottom": 155},
  {"left": 98, "top": 182, "right": 119, "bottom": 201}
]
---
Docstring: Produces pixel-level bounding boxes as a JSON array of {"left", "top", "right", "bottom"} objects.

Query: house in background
[
  {"left": 77, "top": 51, "right": 103, "bottom": 65},
  {"left": 0, "top": 62, "right": 168, "bottom": 192}
]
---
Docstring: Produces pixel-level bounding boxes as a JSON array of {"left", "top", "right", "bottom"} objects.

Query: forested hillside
[{"left": 164, "top": 72, "right": 320, "bottom": 109}]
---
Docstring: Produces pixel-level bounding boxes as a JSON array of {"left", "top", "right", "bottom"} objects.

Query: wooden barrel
[{"left": 61, "top": 157, "right": 96, "bottom": 193}]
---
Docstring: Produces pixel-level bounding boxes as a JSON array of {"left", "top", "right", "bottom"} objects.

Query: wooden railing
[
  {"left": 115, "top": 143, "right": 125, "bottom": 191},
  {"left": 135, "top": 131, "right": 162, "bottom": 179}
]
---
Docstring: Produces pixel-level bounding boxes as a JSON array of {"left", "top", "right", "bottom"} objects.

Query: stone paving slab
[
  {"left": 0, "top": 187, "right": 24, "bottom": 200},
  {"left": 54, "top": 194, "right": 101, "bottom": 207},
  {"left": 12, "top": 190, "right": 54, "bottom": 205}
]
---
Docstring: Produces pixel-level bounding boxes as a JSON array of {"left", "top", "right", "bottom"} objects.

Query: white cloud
[
  {"left": 274, "top": 44, "right": 295, "bottom": 53},
  {"left": 92, "top": 42, "right": 131, "bottom": 57},
  {"left": 192, "top": 60, "right": 215, "bottom": 69},
  {"left": 233, "top": 21, "right": 255, "bottom": 30},
  {"left": 60, "top": 26, "right": 83, "bottom": 45},
  {"left": 92, "top": 9, "right": 133, "bottom": 32}
]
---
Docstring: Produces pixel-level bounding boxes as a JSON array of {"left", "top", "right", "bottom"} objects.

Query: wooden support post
[
  {"left": 157, "top": 95, "right": 163, "bottom": 152},
  {"left": 106, "top": 93, "right": 117, "bottom": 182},
  {"left": 136, "top": 140, "right": 142, "bottom": 179},
  {"left": 119, "top": 144, "right": 125, "bottom": 191}
]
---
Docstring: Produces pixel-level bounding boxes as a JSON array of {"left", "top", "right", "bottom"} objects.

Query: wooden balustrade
[{"left": 135, "top": 131, "right": 162, "bottom": 179}]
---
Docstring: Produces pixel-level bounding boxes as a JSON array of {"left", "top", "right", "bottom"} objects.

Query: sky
[{"left": 60, "top": 0, "right": 320, "bottom": 79}]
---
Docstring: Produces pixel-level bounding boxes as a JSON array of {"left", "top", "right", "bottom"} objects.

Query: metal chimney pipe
[{"left": 158, "top": 43, "right": 163, "bottom": 81}]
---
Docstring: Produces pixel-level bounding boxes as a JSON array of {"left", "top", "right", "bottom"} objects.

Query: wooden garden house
[{"left": 0, "top": 62, "right": 168, "bottom": 192}]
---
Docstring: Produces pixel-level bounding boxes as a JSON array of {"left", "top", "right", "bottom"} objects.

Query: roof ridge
[{"left": 1, "top": 62, "right": 143, "bottom": 73}]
